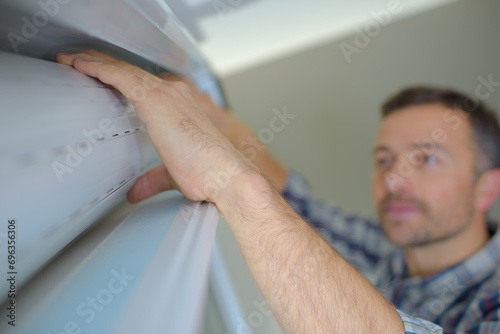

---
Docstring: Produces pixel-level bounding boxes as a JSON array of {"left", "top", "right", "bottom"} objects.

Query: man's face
[{"left": 372, "top": 103, "right": 478, "bottom": 247}]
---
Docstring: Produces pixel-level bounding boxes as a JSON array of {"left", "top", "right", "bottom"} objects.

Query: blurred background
[{"left": 175, "top": 0, "right": 500, "bottom": 218}]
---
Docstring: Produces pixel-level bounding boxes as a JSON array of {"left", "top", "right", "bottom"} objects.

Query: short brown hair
[{"left": 381, "top": 86, "right": 500, "bottom": 175}]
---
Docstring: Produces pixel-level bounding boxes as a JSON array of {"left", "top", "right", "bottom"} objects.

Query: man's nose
[{"left": 383, "top": 157, "right": 415, "bottom": 194}]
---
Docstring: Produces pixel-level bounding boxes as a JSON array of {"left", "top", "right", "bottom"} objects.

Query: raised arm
[{"left": 56, "top": 50, "right": 404, "bottom": 333}]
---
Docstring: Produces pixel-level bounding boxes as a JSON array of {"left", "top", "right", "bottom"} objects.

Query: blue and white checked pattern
[{"left": 283, "top": 172, "right": 500, "bottom": 333}]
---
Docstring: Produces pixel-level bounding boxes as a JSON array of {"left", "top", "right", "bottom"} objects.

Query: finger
[
  {"left": 157, "top": 74, "right": 212, "bottom": 107},
  {"left": 56, "top": 50, "right": 110, "bottom": 66},
  {"left": 127, "top": 164, "right": 173, "bottom": 204},
  {"left": 159, "top": 73, "right": 190, "bottom": 84},
  {"left": 57, "top": 51, "right": 163, "bottom": 104},
  {"left": 84, "top": 49, "right": 117, "bottom": 61},
  {"left": 158, "top": 74, "right": 201, "bottom": 96},
  {"left": 56, "top": 52, "right": 79, "bottom": 66}
]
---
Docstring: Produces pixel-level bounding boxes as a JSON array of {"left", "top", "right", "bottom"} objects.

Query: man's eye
[
  {"left": 423, "top": 155, "right": 437, "bottom": 164},
  {"left": 376, "top": 158, "right": 392, "bottom": 167}
]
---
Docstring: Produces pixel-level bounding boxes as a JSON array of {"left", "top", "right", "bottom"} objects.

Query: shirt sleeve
[
  {"left": 282, "top": 171, "right": 395, "bottom": 273},
  {"left": 397, "top": 308, "right": 500, "bottom": 333},
  {"left": 398, "top": 310, "right": 500, "bottom": 334},
  {"left": 397, "top": 310, "right": 444, "bottom": 334}
]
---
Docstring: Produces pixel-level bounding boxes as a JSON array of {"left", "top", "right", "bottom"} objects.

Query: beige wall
[{"left": 220, "top": 0, "right": 500, "bottom": 219}]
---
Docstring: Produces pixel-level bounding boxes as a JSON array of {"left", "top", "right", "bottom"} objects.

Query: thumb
[{"left": 127, "top": 164, "right": 174, "bottom": 204}]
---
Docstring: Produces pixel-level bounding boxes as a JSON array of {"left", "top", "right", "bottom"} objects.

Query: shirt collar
[{"left": 389, "top": 220, "right": 500, "bottom": 295}]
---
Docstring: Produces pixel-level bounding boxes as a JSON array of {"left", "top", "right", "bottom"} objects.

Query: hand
[
  {"left": 158, "top": 73, "right": 244, "bottom": 144},
  {"left": 56, "top": 50, "right": 258, "bottom": 205},
  {"left": 159, "top": 73, "right": 289, "bottom": 190}
]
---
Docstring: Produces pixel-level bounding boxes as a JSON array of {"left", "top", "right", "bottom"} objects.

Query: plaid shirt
[{"left": 283, "top": 172, "right": 500, "bottom": 333}]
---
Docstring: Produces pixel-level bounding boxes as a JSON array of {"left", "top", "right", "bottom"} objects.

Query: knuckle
[
  {"left": 172, "top": 81, "right": 193, "bottom": 95},
  {"left": 116, "top": 59, "right": 130, "bottom": 67}
]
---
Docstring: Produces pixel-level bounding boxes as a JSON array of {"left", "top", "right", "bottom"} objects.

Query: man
[{"left": 56, "top": 50, "right": 500, "bottom": 333}]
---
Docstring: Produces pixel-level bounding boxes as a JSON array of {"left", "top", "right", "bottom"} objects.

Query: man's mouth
[{"left": 382, "top": 201, "right": 421, "bottom": 218}]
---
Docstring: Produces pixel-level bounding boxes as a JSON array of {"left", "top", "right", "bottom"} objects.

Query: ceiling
[{"left": 167, "top": 0, "right": 460, "bottom": 77}]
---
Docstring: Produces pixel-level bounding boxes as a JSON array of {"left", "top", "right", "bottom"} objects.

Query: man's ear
[{"left": 475, "top": 168, "right": 500, "bottom": 212}]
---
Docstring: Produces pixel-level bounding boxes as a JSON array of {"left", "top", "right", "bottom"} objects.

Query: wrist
[{"left": 214, "top": 165, "right": 276, "bottom": 226}]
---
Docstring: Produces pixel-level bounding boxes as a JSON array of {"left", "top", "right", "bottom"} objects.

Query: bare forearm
[{"left": 219, "top": 172, "right": 404, "bottom": 333}]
